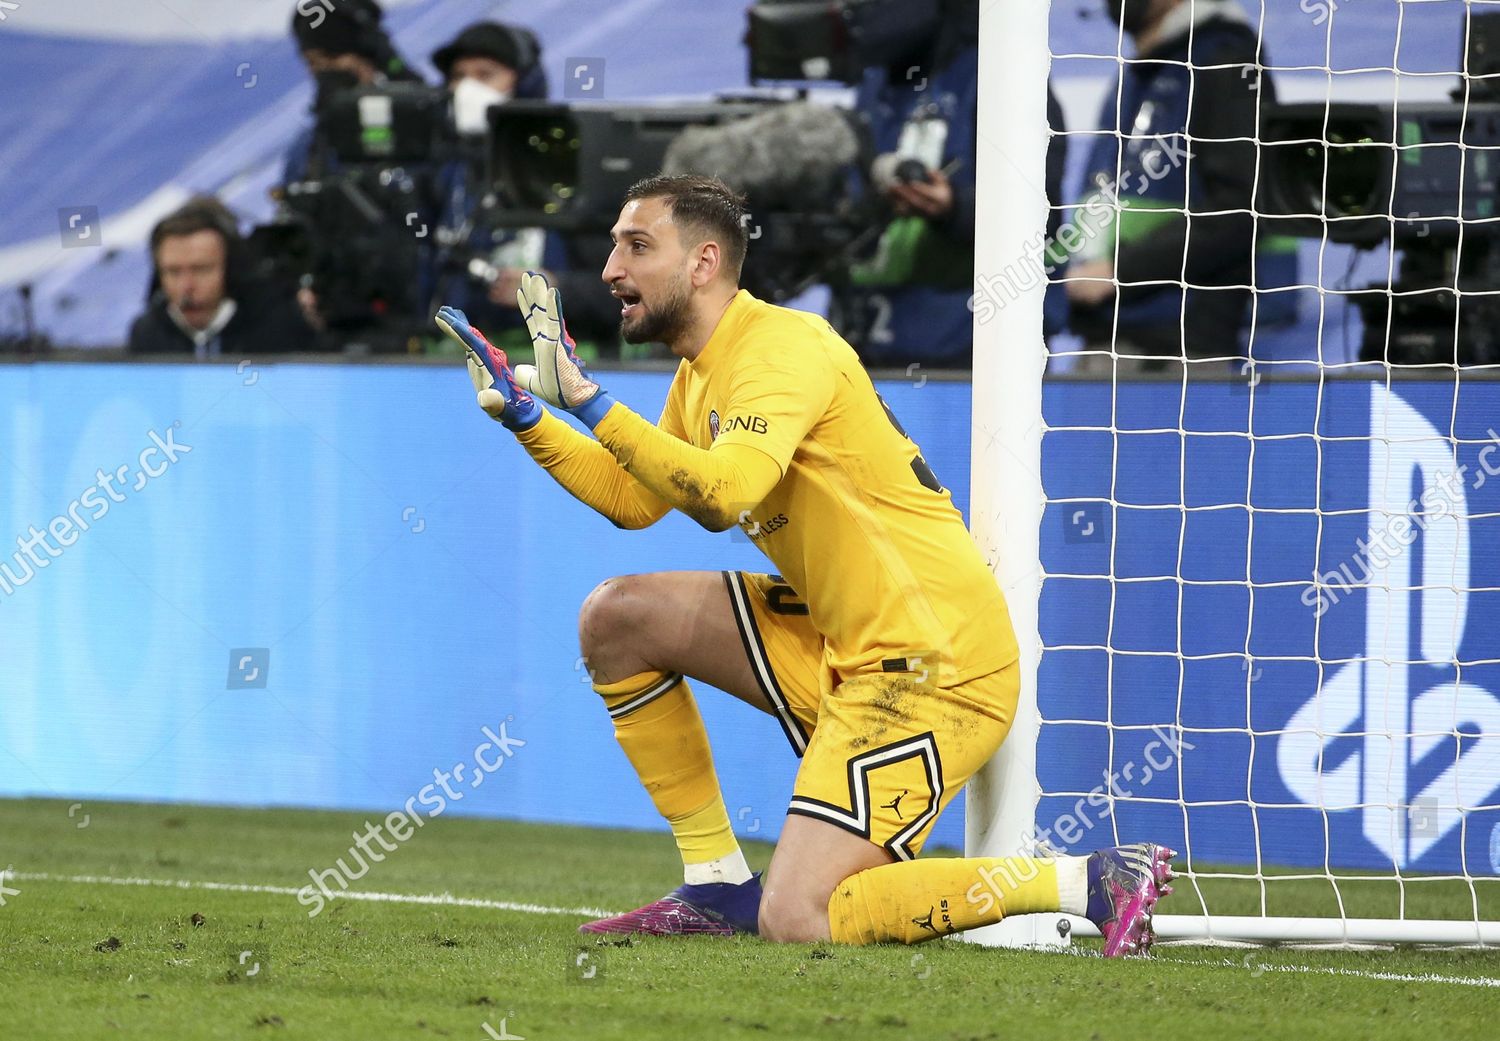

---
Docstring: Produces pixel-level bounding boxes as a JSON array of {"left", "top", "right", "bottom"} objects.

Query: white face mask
[{"left": 452, "top": 76, "right": 511, "bottom": 136}]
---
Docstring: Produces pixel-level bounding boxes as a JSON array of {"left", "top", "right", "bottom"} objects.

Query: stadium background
[
  {"left": 0, "top": 0, "right": 1468, "bottom": 353},
  {"left": 2, "top": 0, "right": 1496, "bottom": 870}
]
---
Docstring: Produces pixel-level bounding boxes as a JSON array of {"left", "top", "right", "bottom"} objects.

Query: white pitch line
[
  {"left": 10, "top": 872, "right": 617, "bottom": 919},
  {"left": 1183, "top": 954, "right": 1500, "bottom": 989},
  {"left": 10, "top": 872, "right": 1500, "bottom": 988},
  {"left": 981, "top": 933, "right": 1500, "bottom": 989}
]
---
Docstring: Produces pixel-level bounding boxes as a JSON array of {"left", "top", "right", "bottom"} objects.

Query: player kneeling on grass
[{"left": 435, "top": 173, "right": 1175, "bottom": 953}]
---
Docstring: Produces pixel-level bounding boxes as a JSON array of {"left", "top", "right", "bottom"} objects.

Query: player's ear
[{"left": 689, "top": 240, "right": 721, "bottom": 288}]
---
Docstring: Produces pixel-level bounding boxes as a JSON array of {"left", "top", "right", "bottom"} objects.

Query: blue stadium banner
[
  {"left": 1, "top": 364, "right": 1497, "bottom": 872},
  {"left": 1040, "top": 380, "right": 1500, "bottom": 875}
]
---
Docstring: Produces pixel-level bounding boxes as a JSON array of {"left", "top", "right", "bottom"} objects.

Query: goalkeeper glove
[
  {"left": 512, "top": 270, "right": 617, "bottom": 429},
  {"left": 434, "top": 305, "right": 543, "bottom": 432}
]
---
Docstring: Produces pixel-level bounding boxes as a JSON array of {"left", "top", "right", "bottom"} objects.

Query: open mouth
[{"left": 615, "top": 289, "right": 642, "bottom": 320}]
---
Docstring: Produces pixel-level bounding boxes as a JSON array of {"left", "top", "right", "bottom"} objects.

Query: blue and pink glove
[{"left": 434, "top": 305, "right": 543, "bottom": 432}]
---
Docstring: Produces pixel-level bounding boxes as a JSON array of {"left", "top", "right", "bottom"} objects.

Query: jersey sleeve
[
  {"left": 591, "top": 333, "right": 833, "bottom": 531},
  {"left": 592, "top": 405, "right": 784, "bottom": 532},
  {"left": 514, "top": 410, "right": 673, "bottom": 530},
  {"left": 709, "top": 338, "right": 835, "bottom": 476}
]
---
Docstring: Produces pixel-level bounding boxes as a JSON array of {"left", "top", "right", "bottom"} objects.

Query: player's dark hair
[{"left": 623, "top": 174, "right": 749, "bottom": 281}]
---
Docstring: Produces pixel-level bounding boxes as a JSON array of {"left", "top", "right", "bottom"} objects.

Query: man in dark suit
[{"left": 128, "top": 198, "right": 320, "bottom": 357}]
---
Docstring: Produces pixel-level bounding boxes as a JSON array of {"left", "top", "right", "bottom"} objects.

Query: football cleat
[
  {"left": 579, "top": 874, "right": 763, "bottom": 937},
  {"left": 1084, "top": 843, "right": 1177, "bottom": 957}
]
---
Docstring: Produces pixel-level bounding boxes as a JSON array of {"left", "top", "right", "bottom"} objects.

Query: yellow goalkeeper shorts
[{"left": 722, "top": 570, "right": 1019, "bottom": 860}]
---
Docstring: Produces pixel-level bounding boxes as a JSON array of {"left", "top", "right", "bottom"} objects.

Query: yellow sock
[
  {"left": 594, "top": 670, "right": 744, "bottom": 878},
  {"left": 828, "top": 856, "right": 1072, "bottom": 945}
]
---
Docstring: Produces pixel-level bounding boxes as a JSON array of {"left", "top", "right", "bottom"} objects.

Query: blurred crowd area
[{"left": 3, "top": 0, "right": 1496, "bottom": 369}]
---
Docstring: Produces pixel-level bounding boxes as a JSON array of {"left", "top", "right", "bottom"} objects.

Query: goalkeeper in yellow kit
[{"left": 435, "top": 174, "right": 1174, "bottom": 952}]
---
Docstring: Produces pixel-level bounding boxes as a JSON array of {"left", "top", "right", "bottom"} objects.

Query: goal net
[{"left": 969, "top": 0, "right": 1500, "bottom": 947}]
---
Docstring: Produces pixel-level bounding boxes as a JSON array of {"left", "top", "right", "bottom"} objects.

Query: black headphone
[
  {"left": 342, "top": 0, "right": 395, "bottom": 71},
  {"left": 295, "top": 0, "right": 416, "bottom": 81},
  {"left": 438, "top": 23, "right": 548, "bottom": 98},
  {"left": 504, "top": 25, "right": 548, "bottom": 99},
  {"left": 145, "top": 198, "right": 250, "bottom": 303},
  {"left": 348, "top": 0, "right": 418, "bottom": 81}
]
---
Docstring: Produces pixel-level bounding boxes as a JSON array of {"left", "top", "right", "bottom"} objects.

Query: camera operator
[
  {"left": 128, "top": 197, "right": 320, "bottom": 357},
  {"left": 426, "top": 22, "right": 548, "bottom": 334},
  {"left": 274, "top": 1, "right": 437, "bottom": 348},
  {"left": 427, "top": 21, "right": 620, "bottom": 351},
  {"left": 1065, "top": 0, "right": 1297, "bottom": 371},
  {"left": 837, "top": 0, "right": 982, "bottom": 369},
  {"left": 285, "top": 0, "right": 424, "bottom": 184}
]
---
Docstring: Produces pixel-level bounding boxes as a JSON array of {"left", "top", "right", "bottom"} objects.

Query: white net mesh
[{"left": 1035, "top": 0, "right": 1500, "bottom": 938}]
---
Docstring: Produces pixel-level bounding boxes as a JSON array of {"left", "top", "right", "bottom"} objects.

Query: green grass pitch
[{"left": 0, "top": 797, "right": 1496, "bottom": 1040}]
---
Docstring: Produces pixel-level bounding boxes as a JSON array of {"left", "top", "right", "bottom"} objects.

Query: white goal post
[
  {"left": 965, "top": 0, "right": 1063, "bottom": 949},
  {"left": 968, "top": 0, "right": 1500, "bottom": 948}
]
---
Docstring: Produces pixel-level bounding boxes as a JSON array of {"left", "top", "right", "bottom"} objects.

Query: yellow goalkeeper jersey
[{"left": 660, "top": 290, "right": 1018, "bottom": 686}]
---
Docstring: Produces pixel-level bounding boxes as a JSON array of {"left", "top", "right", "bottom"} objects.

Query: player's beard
[{"left": 621, "top": 269, "right": 693, "bottom": 345}]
